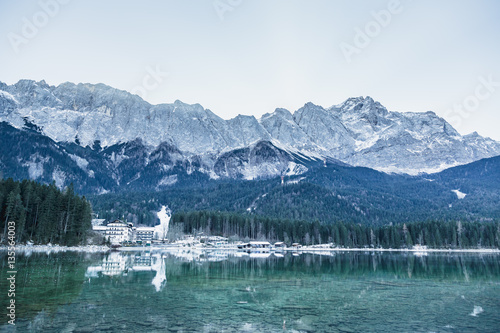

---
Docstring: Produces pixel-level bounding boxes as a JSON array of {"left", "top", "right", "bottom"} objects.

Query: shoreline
[
  {"left": 0, "top": 244, "right": 110, "bottom": 253},
  {"left": 1, "top": 244, "right": 499, "bottom": 254},
  {"left": 118, "top": 245, "right": 500, "bottom": 254}
]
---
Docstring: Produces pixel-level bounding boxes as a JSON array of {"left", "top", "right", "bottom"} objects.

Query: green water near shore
[{"left": 1, "top": 250, "right": 500, "bottom": 332}]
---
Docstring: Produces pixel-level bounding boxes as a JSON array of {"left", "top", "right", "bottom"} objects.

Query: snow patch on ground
[
  {"left": 98, "top": 187, "right": 109, "bottom": 195},
  {"left": 155, "top": 205, "right": 171, "bottom": 240},
  {"left": 68, "top": 153, "right": 89, "bottom": 170},
  {"left": 355, "top": 134, "right": 379, "bottom": 152},
  {"left": 156, "top": 175, "right": 178, "bottom": 188},
  {"left": 109, "top": 151, "right": 129, "bottom": 166},
  {"left": 126, "top": 172, "right": 141, "bottom": 185},
  {"left": 451, "top": 189, "right": 467, "bottom": 199},
  {"left": 242, "top": 163, "right": 280, "bottom": 180},
  {"left": 0, "top": 90, "right": 18, "bottom": 104},
  {"left": 374, "top": 161, "right": 463, "bottom": 175},
  {"left": 405, "top": 129, "right": 425, "bottom": 140},
  {"left": 52, "top": 169, "right": 66, "bottom": 188},
  {"left": 24, "top": 160, "right": 44, "bottom": 179},
  {"left": 246, "top": 193, "right": 268, "bottom": 212},
  {"left": 285, "top": 161, "right": 308, "bottom": 176},
  {"left": 208, "top": 169, "right": 220, "bottom": 180}
]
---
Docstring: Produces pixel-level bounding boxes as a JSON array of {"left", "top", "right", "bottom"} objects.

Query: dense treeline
[
  {"left": 89, "top": 169, "right": 500, "bottom": 228},
  {"left": 0, "top": 178, "right": 92, "bottom": 245},
  {"left": 171, "top": 211, "right": 500, "bottom": 249}
]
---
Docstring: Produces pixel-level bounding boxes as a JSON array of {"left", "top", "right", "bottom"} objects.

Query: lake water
[{"left": 1, "top": 250, "right": 500, "bottom": 332}]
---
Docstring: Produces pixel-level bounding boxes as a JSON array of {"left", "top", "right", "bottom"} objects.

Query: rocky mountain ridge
[{"left": 1, "top": 79, "right": 499, "bottom": 192}]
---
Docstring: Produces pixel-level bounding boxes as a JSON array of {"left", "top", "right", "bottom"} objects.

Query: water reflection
[
  {"left": 1, "top": 251, "right": 499, "bottom": 332},
  {"left": 84, "top": 249, "right": 500, "bottom": 285},
  {"left": 0, "top": 252, "right": 101, "bottom": 325},
  {"left": 86, "top": 251, "right": 167, "bottom": 291}
]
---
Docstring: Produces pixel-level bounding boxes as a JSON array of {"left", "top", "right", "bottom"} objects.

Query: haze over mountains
[{"left": 1, "top": 79, "right": 500, "bottom": 195}]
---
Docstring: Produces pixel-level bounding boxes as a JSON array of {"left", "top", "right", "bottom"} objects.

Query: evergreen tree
[{"left": 0, "top": 179, "right": 93, "bottom": 245}]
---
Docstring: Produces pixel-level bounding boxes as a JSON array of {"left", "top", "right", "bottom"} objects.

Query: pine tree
[
  {"left": 2, "top": 185, "right": 22, "bottom": 241},
  {"left": 457, "top": 221, "right": 463, "bottom": 249}
]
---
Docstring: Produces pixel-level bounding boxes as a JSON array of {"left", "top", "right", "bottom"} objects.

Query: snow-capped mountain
[{"left": 1, "top": 79, "right": 499, "bottom": 192}]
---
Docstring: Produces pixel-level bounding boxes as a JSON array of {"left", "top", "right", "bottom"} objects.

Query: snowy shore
[
  {"left": 302, "top": 247, "right": 500, "bottom": 253},
  {"left": 335, "top": 248, "right": 500, "bottom": 253},
  {"left": 0, "top": 244, "right": 110, "bottom": 253},
  {"left": 116, "top": 244, "right": 500, "bottom": 254},
  {"left": 1, "top": 243, "right": 498, "bottom": 254}
]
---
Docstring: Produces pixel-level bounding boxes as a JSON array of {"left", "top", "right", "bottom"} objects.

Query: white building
[
  {"left": 200, "top": 236, "right": 228, "bottom": 247},
  {"left": 92, "top": 225, "right": 107, "bottom": 236},
  {"left": 250, "top": 241, "right": 271, "bottom": 249},
  {"left": 105, "top": 220, "right": 133, "bottom": 244},
  {"left": 136, "top": 227, "right": 155, "bottom": 242},
  {"left": 92, "top": 220, "right": 158, "bottom": 245}
]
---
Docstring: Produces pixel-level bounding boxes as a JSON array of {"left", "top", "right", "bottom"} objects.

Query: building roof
[
  {"left": 107, "top": 220, "right": 128, "bottom": 227},
  {"left": 136, "top": 227, "right": 155, "bottom": 232},
  {"left": 92, "top": 226, "right": 107, "bottom": 231}
]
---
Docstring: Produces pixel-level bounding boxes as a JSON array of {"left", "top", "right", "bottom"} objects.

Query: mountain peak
[
  {"left": 1, "top": 79, "right": 499, "bottom": 175},
  {"left": 302, "top": 101, "right": 323, "bottom": 109},
  {"left": 340, "top": 96, "right": 376, "bottom": 110},
  {"left": 261, "top": 108, "right": 294, "bottom": 121},
  {"left": 337, "top": 96, "right": 388, "bottom": 120},
  {"left": 173, "top": 99, "right": 205, "bottom": 112},
  {"left": 465, "top": 131, "right": 480, "bottom": 137},
  {"left": 232, "top": 114, "right": 257, "bottom": 120}
]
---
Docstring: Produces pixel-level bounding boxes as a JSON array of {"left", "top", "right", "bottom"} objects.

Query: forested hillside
[
  {"left": 89, "top": 156, "right": 500, "bottom": 227},
  {"left": 0, "top": 178, "right": 92, "bottom": 245}
]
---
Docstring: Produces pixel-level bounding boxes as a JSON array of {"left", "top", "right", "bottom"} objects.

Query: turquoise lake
[{"left": 1, "top": 250, "right": 500, "bottom": 332}]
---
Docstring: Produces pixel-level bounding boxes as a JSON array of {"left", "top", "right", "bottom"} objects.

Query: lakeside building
[
  {"left": 237, "top": 241, "right": 271, "bottom": 250},
  {"left": 274, "top": 242, "right": 285, "bottom": 249},
  {"left": 92, "top": 225, "right": 107, "bottom": 237},
  {"left": 92, "top": 220, "right": 158, "bottom": 244},
  {"left": 136, "top": 227, "right": 155, "bottom": 242},
  {"left": 250, "top": 241, "right": 271, "bottom": 249},
  {"left": 200, "top": 236, "right": 229, "bottom": 247},
  {"left": 105, "top": 220, "right": 134, "bottom": 244}
]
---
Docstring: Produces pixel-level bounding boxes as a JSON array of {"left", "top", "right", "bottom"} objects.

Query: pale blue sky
[{"left": 1, "top": 0, "right": 499, "bottom": 140}]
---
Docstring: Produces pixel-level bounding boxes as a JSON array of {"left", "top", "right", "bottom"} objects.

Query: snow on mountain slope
[
  {"left": 1, "top": 79, "right": 500, "bottom": 177},
  {"left": 293, "top": 102, "right": 355, "bottom": 158},
  {"left": 451, "top": 189, "right": 467, "bottom": 199},
  {"left": 213, "top": 141, "right": 307, "bottom": 180},
  {"left": 260, "top": 108, "right": 317, "bottom": 150},
  {"left": 330, "top": 97, "right": 498, "bottom": 174},
  {"left": 226, "top": 114, "right": 272, "bottom": 148}
]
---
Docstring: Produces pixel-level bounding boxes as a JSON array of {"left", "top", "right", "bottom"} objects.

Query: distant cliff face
[{"left": 1, "top": 79, "right": 499, "bottom": 192}]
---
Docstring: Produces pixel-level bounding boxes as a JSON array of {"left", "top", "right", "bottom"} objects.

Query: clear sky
[{"left": 1, "top": 0, "right": 499, "bottom": 140}]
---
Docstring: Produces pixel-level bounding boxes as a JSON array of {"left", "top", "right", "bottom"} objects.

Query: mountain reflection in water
[{"left": 1, "top": 250, "right": 499, "bottom": 332}]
